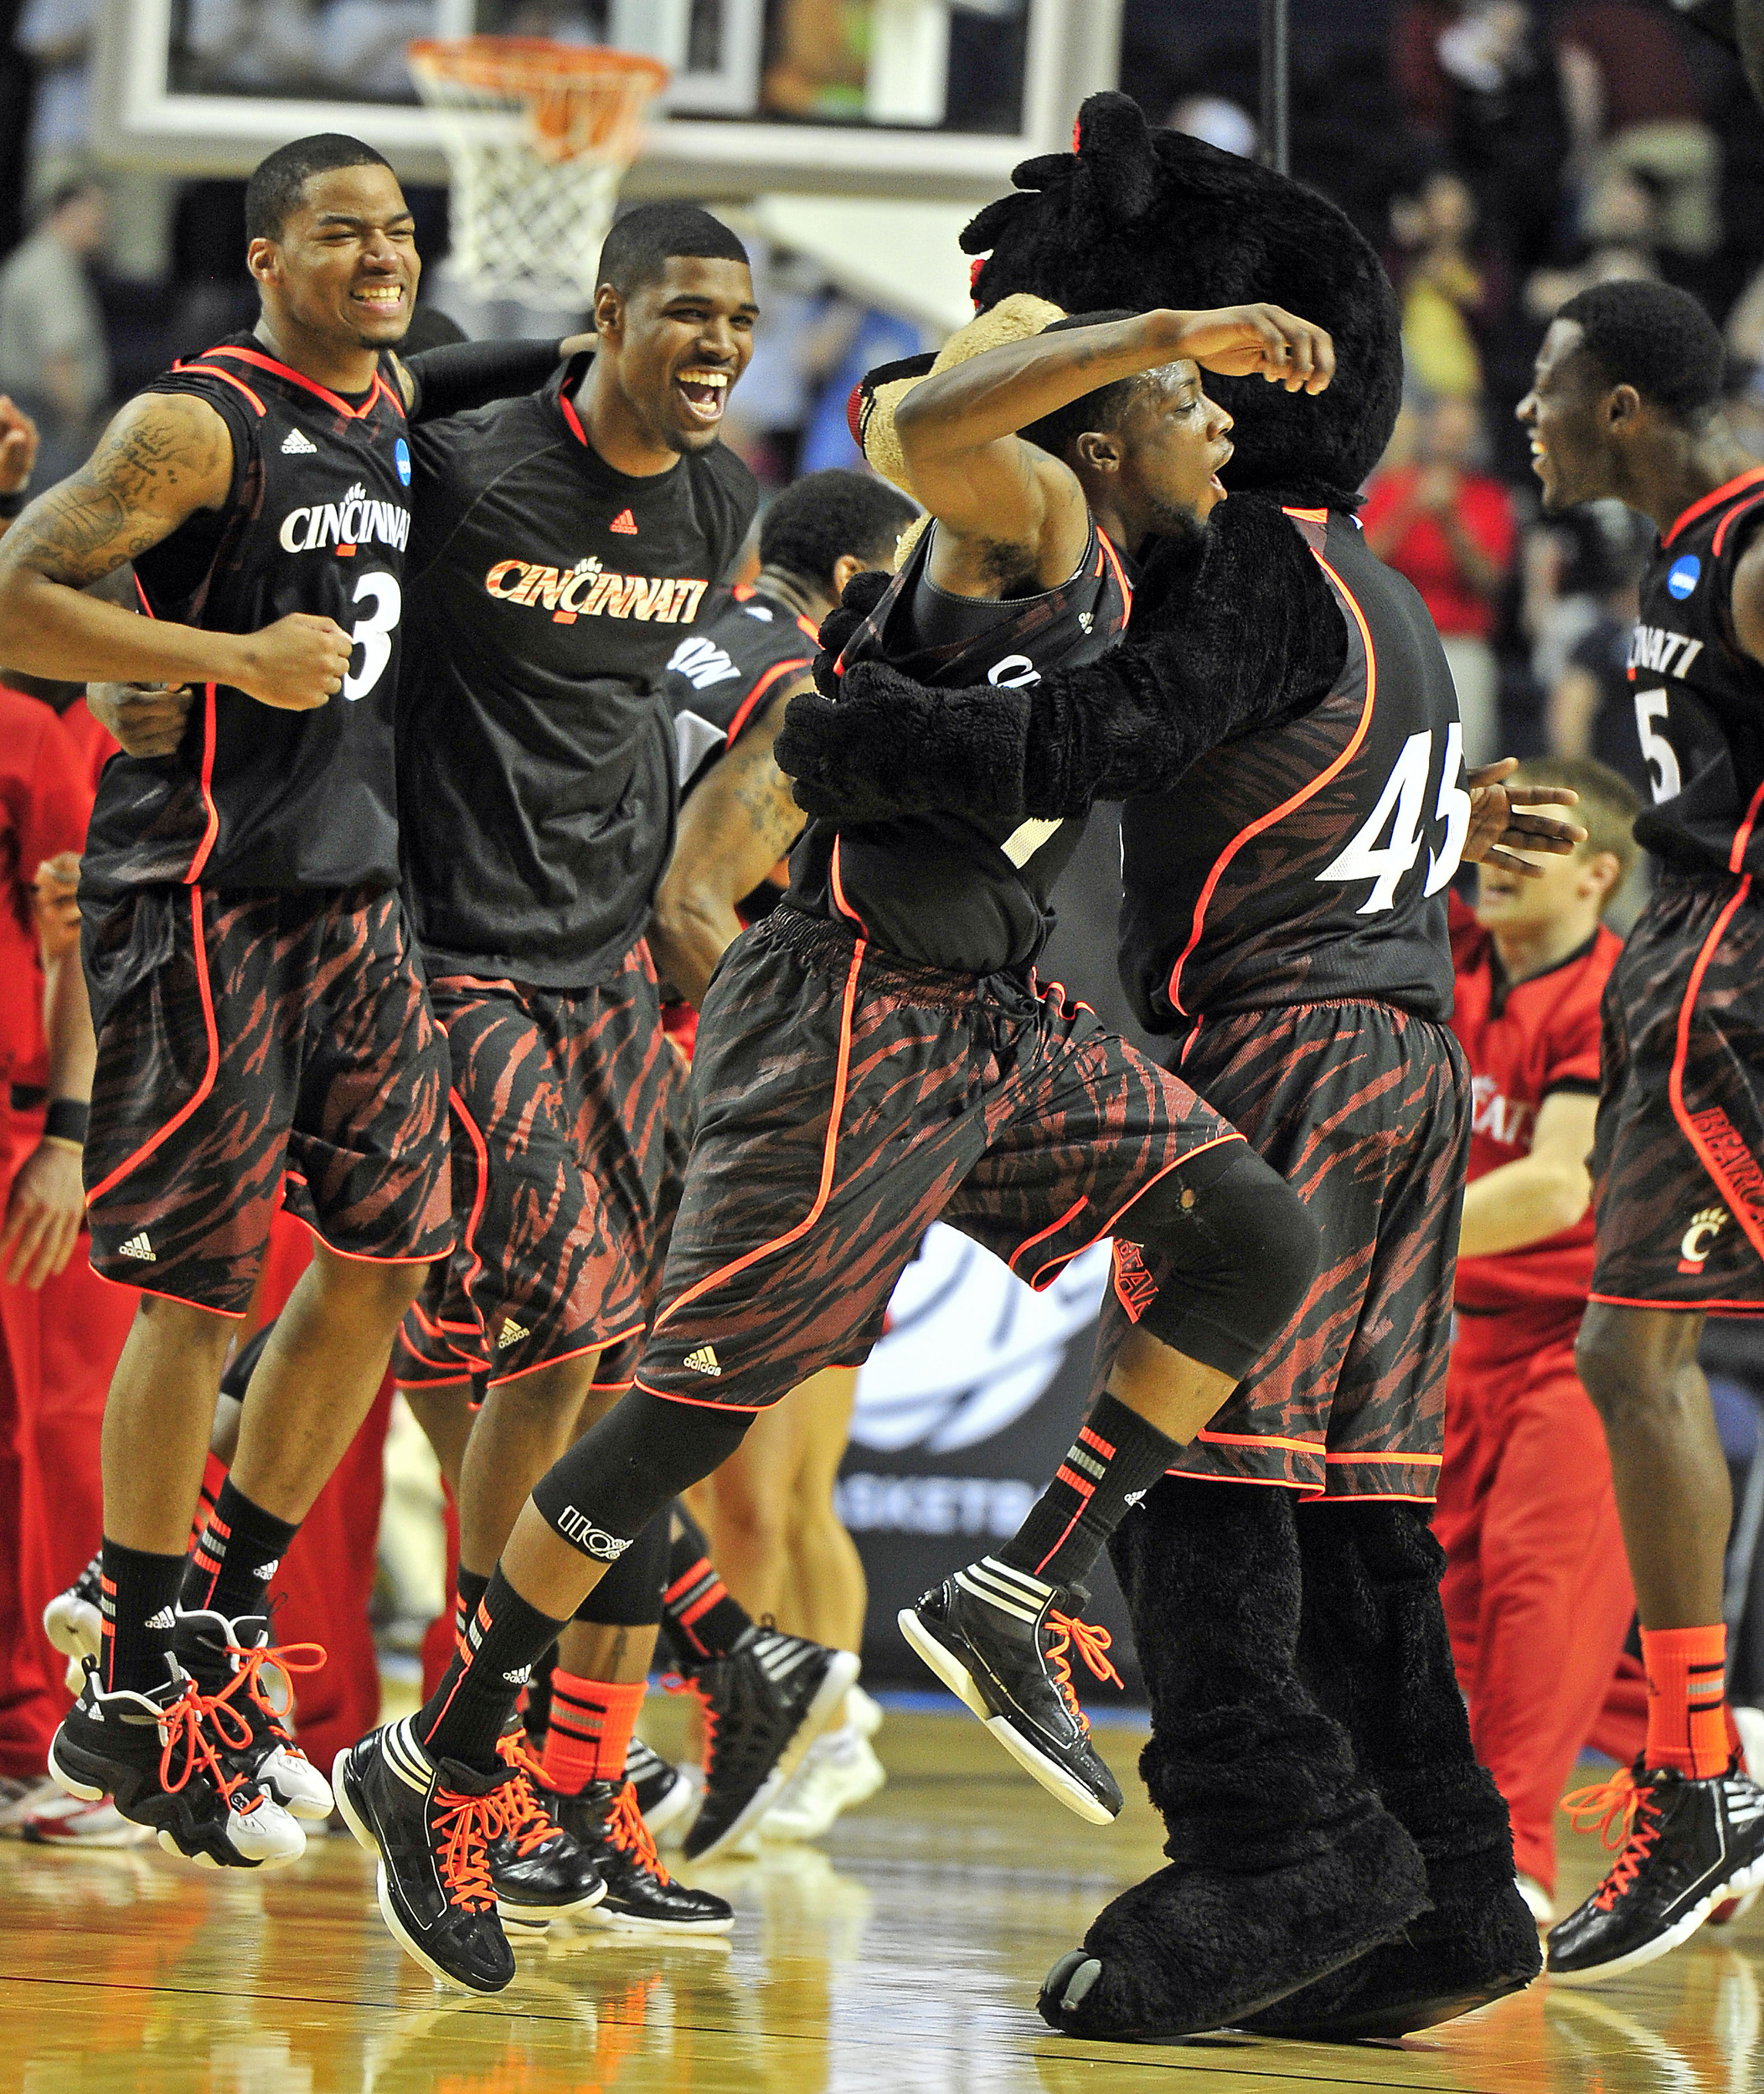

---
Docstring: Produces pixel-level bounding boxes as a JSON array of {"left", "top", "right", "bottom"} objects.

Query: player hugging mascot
[{"left": 813, "top": 92, "right": 1544, "bottom": 2042}]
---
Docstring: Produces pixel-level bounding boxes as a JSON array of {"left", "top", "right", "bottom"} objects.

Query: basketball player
[
  {"left": 1516, "top": 278, "right": 1764, "bottom": 1980},
  {"left": 0, "top": 133, "right": 585, "bottom": 1869},
  {"left": 333, "top": 297, "right": 1344, "bottom": 1993}
]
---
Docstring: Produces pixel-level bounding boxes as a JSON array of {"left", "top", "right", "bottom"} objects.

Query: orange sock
[
  {"left": 542, "top": 1672, "right": 647, "bottom": 1796},
  {"left": 1641, "top": 1624, "right": 1730, "bottom": 1777}
]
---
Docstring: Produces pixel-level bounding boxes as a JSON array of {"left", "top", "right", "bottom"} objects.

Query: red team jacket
[{"left": 1447, "top": 891, "right": 1619, "bottom": 1321}]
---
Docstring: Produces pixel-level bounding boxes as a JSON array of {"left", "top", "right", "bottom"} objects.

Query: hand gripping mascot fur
[{"left": 781, "top": 95, "right": 1543, "bottom": 2042}]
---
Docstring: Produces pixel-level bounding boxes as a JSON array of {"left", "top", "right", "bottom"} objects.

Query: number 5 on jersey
[
  {"left": 1316, "top": 724, "right": 1470, "bottom": 914},
  {"left": 344, "top": 570, "right": 401, "bottom": 702}
]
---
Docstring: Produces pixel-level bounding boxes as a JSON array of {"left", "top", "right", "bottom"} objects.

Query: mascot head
[{"left": 962, "top": 92, "right": 1400, "bottom": 510}]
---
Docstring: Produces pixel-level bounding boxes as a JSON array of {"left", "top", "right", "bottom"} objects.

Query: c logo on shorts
[{"left": 1679, "top": 1206, "right": 1728, "bottom": 1273}]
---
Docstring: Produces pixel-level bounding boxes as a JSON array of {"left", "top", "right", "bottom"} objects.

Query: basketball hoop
[{"left": 407, "top": 38, "right": 669, "bottom": 311}]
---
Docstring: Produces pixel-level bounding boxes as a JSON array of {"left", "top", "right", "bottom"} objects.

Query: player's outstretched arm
[
  {"left": 652, "top": 683, "right": 807, "bottom": 1008},
  {"left": 1460, "top": 759, "right": 1586, "bottom": 873},
  {"left": 0, "top": 394, "right": 350, "bottom": 710}
]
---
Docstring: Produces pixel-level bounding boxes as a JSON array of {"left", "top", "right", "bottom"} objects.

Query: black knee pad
[
  {"left": 1120, "top": 1143, "right": 1320, "bottom": 1380},
  {"left": 572, "top": 1508, "right": 669, "bottom": 1627},
  {"left": 531, "top": 1389, "right": 751, "bottom": 1565}
]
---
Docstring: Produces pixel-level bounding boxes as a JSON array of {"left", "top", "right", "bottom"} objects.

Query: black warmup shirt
[
  {"left": 663, "top": 580, "right": 820, "bottom": 793},
  {"left": 84, "top": 335, "right": 415, "bottom": 897},
  {"left": 399, "top": 355, "right": 757, "bottom": 986},
  {"left": 1119, "top": 508, "right": 1461, "bottom": 1035},
  {"left": 1626, "top": 465, "right": 1764, "bottom": 881},
  {"left": 787, "top": 519, "right": 1132, "bottom": 974}
]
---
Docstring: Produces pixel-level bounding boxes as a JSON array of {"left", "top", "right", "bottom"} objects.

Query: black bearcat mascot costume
[{"left": 781, "top": 95, "right": 1544, "bottom": 2042}]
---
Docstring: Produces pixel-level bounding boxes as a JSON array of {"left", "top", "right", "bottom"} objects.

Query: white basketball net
[{"left": 407, "top": 39, "right": 668, "bottom": 312}]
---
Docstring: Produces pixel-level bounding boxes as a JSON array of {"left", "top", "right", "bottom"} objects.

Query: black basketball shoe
[
  {"left": 42, "top": 1550, "right": 103, "bottom": 1693},
  {"left": 1546, "top": 1761, "right": 1764, "bottom": 1983},
  {"left": 627, "top": 1736, "right": 696, "bottom": 1840},
  {"left": 898, "top": 1560, "right": 1124, "bottom": 1824},
  {"left": 551, "top": 1779, "right": 734, "bottom": 1934},
  {"left": 333, "top": 1719, "right": 518, "bottom": 1994},
  {"left": 49, "top": 1657, "right": 305, "bottom": 1868},
  {"left": 673, "top": 1628, "right": 860, "bottom": 1861},
  {"left": 487, "top": 1728, "right": 606, "bottom": 1931},
  {"left": 173, "top": 1607, "right": 333, "bottom": 1821}
]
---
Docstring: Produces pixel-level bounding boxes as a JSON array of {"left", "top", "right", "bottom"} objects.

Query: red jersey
[
  {"left": 1359, "top": 467, "right": 1517, "bottom": 641},
  {"left": 1447, "top": 892, "right": 1617, "bottom": 1315},
  {"left": 59, "top": 697, "right": 121, "bottom": 796},
  {"left": 0, "top": 686, "right": 95, "bottom": 1091}
]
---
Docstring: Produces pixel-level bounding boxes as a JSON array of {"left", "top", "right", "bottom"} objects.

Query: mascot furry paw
[{"left": 931, "top": 91, "right": 1542, "bottom": 2042}]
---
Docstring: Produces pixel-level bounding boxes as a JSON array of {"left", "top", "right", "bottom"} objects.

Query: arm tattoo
[{"left": 731, "top": 754, "right": 805, "bottom": 861}]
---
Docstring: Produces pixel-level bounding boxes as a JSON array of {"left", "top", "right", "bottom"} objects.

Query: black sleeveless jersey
[
  {"left": 663, "top": 581, "right": 820, "bottom": 794},
  {"left": 786, "top": 518, "right": 1133, "bottom": 975},
  {"left": 1119, "top": 508, "right": 1461, "bottom": 1037},
  {"left": 83, "top": 335, "right": 413, "bottom": 898},
  {"left": 1626, "top": 465, "right": 1764, "bottom": 882}
]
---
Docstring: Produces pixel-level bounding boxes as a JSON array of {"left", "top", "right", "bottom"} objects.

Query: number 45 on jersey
[{"left": 1316, "top": 724, "right": 1471, "bottom": 914}]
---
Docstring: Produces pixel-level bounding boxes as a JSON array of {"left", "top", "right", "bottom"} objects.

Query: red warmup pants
[
  {"left": 0, "top": 1107, "right": 134, "bottom": 1776},
  {"left": 1434, "top": 1304, "right": 1638, "bottom": 1892}
]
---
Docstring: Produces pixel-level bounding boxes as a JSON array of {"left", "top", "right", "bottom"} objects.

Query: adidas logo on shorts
[
  {"left": 280, "top": 427, "right": 318, "bottom": 455},
  {"left": 683, "top": 1345, "right": 722, "bottom": 1378},
  {"left": 118, "top": 1232, "right": 156, "bottom": 1261},
  {"left": 498, "top": 1318, "right": 530, "bottom": 1349}
]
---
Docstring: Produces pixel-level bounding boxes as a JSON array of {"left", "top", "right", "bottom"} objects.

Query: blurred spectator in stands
[
  {"left": 1521, "top": 497, "right": 1649, "bottom": 694},
  {"left": 1728, "top": 370, "right": 1764, "bottom": 462},
  {"left": 0, "top": 179, "right": 110, "bottom": 487},
  {"left": 720, "top": 245, "right": 838, "bottom": 488},
  {"left": 1555, "top": 2, "right": 1719, "bottom": 285},
  {"left": 1362, "top": 392, "right": 1518, "bottom": 764},
  {"left": 1539, "top": 527, "right": 1651, "bottom": 802},
  {"left": 1390, "top": 168, "right": 1513, "bottom": 398},
  {"left": 14, "top": 0, "right": 97, "bottom": 195},
  {"left": 798, "top": 300, "right": 928, "bottom": 475},
  {"left": 1392, "top": 2, "right": 1567, "bottom": 273}
]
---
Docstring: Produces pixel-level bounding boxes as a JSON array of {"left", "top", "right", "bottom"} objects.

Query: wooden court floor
[{"left": 3, "top": 1705, "right": 1761, "bottom": 2094}]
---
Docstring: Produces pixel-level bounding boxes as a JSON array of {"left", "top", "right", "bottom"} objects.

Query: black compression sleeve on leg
[
  {"left": 1125, "top": 1144, "right": 1320, "bottom": 1379},
  {"left": 530, "top": 1388, "right": 753, "bottom": 1564},
  {"left": 572, "top": 1509, "right": 668, "bottom": 1627}
]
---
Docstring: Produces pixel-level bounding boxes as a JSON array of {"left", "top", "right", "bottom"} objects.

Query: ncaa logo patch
[
  {"left": 1668, "top": 554, "right": 1700, "bottom": 600},
  {"left": 395, "top": 436, "right": 411, "bottom": 487}
]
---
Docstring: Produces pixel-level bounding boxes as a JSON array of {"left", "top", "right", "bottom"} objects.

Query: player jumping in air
[
  {"left": 1519, "top": 277, "right": 1764, "bottom": 1982},
  {"left": 338, "top": 297, "right": 1340, "bottom": 1993}
]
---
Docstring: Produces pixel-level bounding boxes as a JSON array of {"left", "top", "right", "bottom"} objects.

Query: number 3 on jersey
[
  {"left": 1317, "top": 724, "right": 1470, "bottom": 914},
  {"left": 343, "top": 570, "right": 400, "bottom": 702}
]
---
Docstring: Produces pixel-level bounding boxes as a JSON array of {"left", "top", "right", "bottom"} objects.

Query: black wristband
[
  {"left": 44, "top": 1098, "right": 90, "bottom": 1146},
  {"left": 0, "top": 487, "right": 27, "bottom": 518}
]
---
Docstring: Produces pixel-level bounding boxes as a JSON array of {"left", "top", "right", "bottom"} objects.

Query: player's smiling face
[
  {"left": 252, "top": 163, "right": 419, "bottom": 352},
  {"left": 611, "top": 257, "right": 757, "bottom": 456},
  {"left": 1115, "top": 362, "right": 1235, "bottom": 543},
  {"left": 1518, "top": 320, "right": 1614, "bottom": 515}
]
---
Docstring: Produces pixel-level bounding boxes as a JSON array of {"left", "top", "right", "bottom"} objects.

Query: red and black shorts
[
  {"left": 395, "top": 940, "right": 691, "bottom": 1388},
  {"left": 82, "top": 884, "right": 453, "bottom": 1318},
  {"left": 1590, "top": 869, "right": 1764, "bottom": 1315},
  {"left": 630, "top": 906, "right": 1242, "bottom": 1413},
  {"left": 1090, "top": 998, "right": 1470, "bottom": 1502}
]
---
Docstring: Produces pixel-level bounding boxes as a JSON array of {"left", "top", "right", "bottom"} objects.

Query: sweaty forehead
[{"left": 1139, "top": 358, "right": 1200, "bottom": 407}]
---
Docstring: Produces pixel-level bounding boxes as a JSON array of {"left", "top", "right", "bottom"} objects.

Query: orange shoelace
[
  {"left": 492, "top": 1737, "right": 567, "bottom": 1859},
  {"left": 155, "top": 1681, "right": 267, "bottom": 1818},
  {"left": 431, "top": 1787, "right": 503, "bottom": 1912},
  {"left": 604, "top": 1781, "right": 670, "bottom": 1884},
  {"left": 225, "top": 1640, "right": 328, "bottom": 1751},
  {"left": 663, "top": 1672, "right": 718, "bottom": 1773},
  {"left": 1043, "top": 1611, "right": 1124, "bottom": 1731},
  {"left": 1562, "top": 1769, "right": 1665, "bottom": 1912}
]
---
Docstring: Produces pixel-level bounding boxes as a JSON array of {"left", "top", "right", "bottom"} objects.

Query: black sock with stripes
[
  {"left": 454, "top": 1566, "right": 490, "bottom": 1643},
  {"left": 659, "top": 1502, "right": 752, "bottom": 1665},
  {"left": 101, "top": 1540, "right": 186, "bottom": 1695},
  {"left": 180, "top": 1478, "right": 298, "bottom": 1622},
  {"left": 417, "top": 1568, "right": 569, "bottom": 1773},
  {"left": 993, "top": 1393, "right": 1179, "bottom": 1591}
]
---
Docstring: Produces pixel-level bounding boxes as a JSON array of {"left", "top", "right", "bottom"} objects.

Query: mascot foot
[
  {"left": 1241, "top": 1852, "right": 1541, "bottom": 2040},
  {"left": 1037, "top": 1807, "right": 1428, "bottom": 2041}
]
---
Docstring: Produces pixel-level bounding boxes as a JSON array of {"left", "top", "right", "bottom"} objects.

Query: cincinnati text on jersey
[
  {"left": 276, "top": 483, "right": 410, "bottom": 556},
  {"left": 483, "top": 554, "right": 711, "bottom": 626},
  {"left": 1627, "top": 624, "right": 1706, "bottom": 678},
  {"left": 1471, "top": 1073, "right": 1533, "bottom": 1148}
]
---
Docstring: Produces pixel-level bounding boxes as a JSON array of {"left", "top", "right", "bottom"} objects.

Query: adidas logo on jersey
[
  {"left": 118, "top": 1232, "right": 156, "bottom": 1261},
  {"left": 280, "top": 427, "right": 318, "bottom": 455},
  {"left": 684, "top": 1345, "right": 722, "bottom": 1378},
  {"left": 483, "top": 558, "right": 708, "bottom": 628},
  {"left": 609, "top": 508, "right": 638, "bottom": 535},
  {"left": 498, "top": 1318, "right": 530, "bottom": 1349}
]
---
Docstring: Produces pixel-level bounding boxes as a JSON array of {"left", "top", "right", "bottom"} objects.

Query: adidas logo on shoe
[
  {"left": 609, "top": 508, "right": 638, "bottom": 535},
  {"left": 683, "top": 1345, "right": 721, "bottom": 1377},
  {"left": 498, "top": 1318, "right": 530, "bottom": 1349},
  {"left": 118, "top": 1232, "right": 156, "bottom": 1261},
  {"left": 281, "top": 427, "right": 318, "bottom": 454}
]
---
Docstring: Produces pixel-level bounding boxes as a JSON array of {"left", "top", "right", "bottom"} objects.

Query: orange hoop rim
[{"left": 407, "top": 37, "right": 670, "bottom": 101}]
